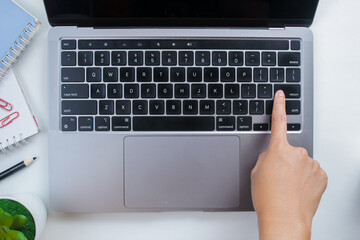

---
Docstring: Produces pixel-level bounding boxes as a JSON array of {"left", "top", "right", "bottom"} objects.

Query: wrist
[{"left": 258, "top": 214, "right": 312, "bottom": 240}]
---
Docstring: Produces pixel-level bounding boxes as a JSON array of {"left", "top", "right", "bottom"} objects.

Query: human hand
[{"left": 251, "top": 90, "right": 328, "bottom": 240}]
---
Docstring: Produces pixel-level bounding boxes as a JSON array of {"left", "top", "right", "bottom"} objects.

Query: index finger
[{"left": 269, "top": 90, "right": 288, "bottom": 146}]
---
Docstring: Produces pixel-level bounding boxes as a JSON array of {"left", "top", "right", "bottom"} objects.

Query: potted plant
[{"left": 0, "top": 194, "right": 46, "bottom": 240}]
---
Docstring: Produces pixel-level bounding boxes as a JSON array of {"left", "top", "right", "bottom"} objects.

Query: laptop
[{"left": 45, "top": 0, "right": 318, "bottom": 212}]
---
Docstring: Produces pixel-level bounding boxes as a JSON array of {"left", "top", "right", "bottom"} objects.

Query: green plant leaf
[
  {"left": 8, "top": 230, "right": 27, "bottom": 240},
  {"left": 10, "top": 215, "right": 27, "bottom": 230},
  {"left": 0, "top": 213, "right": 13, "bottom": 228},
  {"left": 0, "top": 226, "right": 10, "bottom": 234},
  {"left": 0, "top": 208, "right": 4, "bottom": 215}
]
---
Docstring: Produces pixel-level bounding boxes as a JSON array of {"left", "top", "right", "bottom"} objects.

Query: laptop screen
[{"left": 44, "top": 0, "right": 319, "bottom": 27}]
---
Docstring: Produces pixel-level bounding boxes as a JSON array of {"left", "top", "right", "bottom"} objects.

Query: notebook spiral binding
[
  {"left": 0, "top": 21, "right": 40, "bottom": 78},
  {"left": 0, "top": 133, "right": 27, "bottom": 153}
]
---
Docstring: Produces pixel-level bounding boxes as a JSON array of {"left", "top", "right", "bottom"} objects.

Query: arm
[{"left": 251, "top": 90, "right": 328, "bottom": 240}]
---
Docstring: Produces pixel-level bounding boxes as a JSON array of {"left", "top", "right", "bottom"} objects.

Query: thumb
[{"left": 269, "top": 90, "right": 288, "bottom": 147}]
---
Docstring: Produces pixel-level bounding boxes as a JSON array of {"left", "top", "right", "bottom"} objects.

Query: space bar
[{"left": 133, "top": 117, "right": 215, "bottom": 131}]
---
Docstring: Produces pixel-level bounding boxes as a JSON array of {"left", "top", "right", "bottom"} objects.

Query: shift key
[
  {"left": 62, "top": 100, "right": 97, "bottom": 115},
  {"left": 274, "top": 84, "right": 301, "bottom": 98}
]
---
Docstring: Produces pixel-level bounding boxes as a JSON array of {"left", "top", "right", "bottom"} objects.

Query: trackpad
[{"left": 124, "top": 136, "right": 240, "bottom": 209}]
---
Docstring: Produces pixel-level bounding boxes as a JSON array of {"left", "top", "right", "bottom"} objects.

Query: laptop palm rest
[{"left": 124, "top": 136, "right": 240, "bottom": 209}]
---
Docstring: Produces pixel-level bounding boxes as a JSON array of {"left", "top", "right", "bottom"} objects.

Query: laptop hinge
[{"left": 269, "top": 27, "right": 286, "bottom": 30}]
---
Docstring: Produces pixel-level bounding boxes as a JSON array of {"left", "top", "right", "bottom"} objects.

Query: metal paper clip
[
  {"left": 0, "top": 98, "right": 13, "bottom": 111},
  {"left": 0, "top": 112, "right": 19, "bottom": 128}
]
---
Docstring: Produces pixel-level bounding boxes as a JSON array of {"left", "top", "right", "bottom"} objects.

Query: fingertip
[
  {"left": 270, "top": 90, "right": 288, "bottom": 144},
  {"left": 275, "top": 89, "right": 285, "bottom": 97}
]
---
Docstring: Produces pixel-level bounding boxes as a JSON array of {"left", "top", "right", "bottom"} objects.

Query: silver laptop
[{"left": 45, "top": 0, "right": 318, "bottom": 212}]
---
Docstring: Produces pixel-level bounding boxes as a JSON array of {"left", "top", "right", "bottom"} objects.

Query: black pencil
[{"left": 0, "top": 157, "right": 37, "bottom": 181}]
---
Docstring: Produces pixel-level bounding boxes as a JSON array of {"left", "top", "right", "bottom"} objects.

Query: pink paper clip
[
  {"left": 0, "top": 112, "right": 19, "bottom": 128},
  {"left": 0, "top": 98, "right": 13, "bottom": 111}
]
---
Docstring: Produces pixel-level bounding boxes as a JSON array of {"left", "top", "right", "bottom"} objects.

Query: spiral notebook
[
  {"left": 0, "top": 0, "right": 41, "bottom": 79},
  {"left": 0, "top": 69, "right": 39, "bottom": 153}
]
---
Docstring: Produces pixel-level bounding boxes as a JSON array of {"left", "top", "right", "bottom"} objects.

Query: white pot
[{"left": 0, "top": 194, "right": 47, "bottom": 240}]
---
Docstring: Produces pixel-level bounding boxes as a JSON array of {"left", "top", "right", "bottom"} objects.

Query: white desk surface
[{"left": 1, "top": 0, "right": 359, "bottom": 239}]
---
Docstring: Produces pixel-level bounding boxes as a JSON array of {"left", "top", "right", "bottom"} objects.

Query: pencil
[{"left": 0, "top": 157, "right": 36, "bottom": 181}]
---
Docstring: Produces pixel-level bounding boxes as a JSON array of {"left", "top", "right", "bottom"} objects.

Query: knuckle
[{"left": 296, "top": 147, "right": 308, "bottom": 157}]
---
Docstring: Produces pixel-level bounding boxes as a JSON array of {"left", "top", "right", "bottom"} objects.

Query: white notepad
[{"left": 0, "top": 69, "right": 39, "bottom": 152}]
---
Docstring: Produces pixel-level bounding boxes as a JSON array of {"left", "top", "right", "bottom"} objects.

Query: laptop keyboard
[{"left": 60, "top": 39, "right": 302, "bottom": 132}]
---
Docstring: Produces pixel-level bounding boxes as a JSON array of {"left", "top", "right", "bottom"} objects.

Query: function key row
[
  {"left": 61, "top": 67, "right": 301, "bottom": 83},
  {"left": 61, "top": 116, "right": 301, "bottom": 132},
  {"left": 61, "top": 51, "right": 301, "bottom": 67},
  {"left": 61, "top": 39, "right": 296, "bottom": 50},
  {"left": 61, "top": 83, "right": 301, "bottom": 100}
]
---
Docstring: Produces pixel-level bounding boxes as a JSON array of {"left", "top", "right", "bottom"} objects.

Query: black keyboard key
[
  {"left": 108, "top": 84, "right": 122, "bottom": 98},
  {"left": 150, "top": 100, "right": 165, "bottom": 115},
  {"left": 225, "top": 84, "right": 240, "bottom": 98},
  {"left": 133, "top": 117, "right": 215, "bottom": 131},
  {"left": 221, "top": 68, "right": 235, "bottom": 82},
  {"left": 191, "top": 84, "right": 206, "bottom": 98},
  {"left": 270, "top": 68, "right": 285, "bottom": 82},
  {"left": 120, "top": 68, "right": 135, "bottom": 82},
  {"left": 258, "top": 84, "right": 273, "bottom": 98},
  {"left": 95, "top": 117, "right": 110, "bottom": 131},
  {"left": 166, "top": 100, "right": 181, "bottom": 115},
  {"left": 262, "top": 52, "right": 276, "bottom": 66},
  {"left": 128, "top": 51, "right": 143, "bottom": 66},
  {"left": 141, "top": 84, "right": 156, "bottom": 98},
  {"left": 204, "top": 68, "right": 219, "bottom": 82},
  {"left": 62, "top": 100, "right": 97, "bottom": 115},
  {"left": 103, "top": 68, "right": 118, "bottom": 82},
  {"left": 241, "top": 84, "right": 256, "bottom": 98},
  {"left": 288, "top": 123, "right": 301, "bottom": 131},
  {"left": 154, "top": 67, "right": 169, "bottom": 82},
  {"left": 291, "top": 40, "right": 301, "bottom": 50},
  {"left": 112, "top": 117, "right": 131, "bottom": 131},
  {"left": 254, "top": 124, "right": 269, "bottom": 131},
  {"left": 62, "top": 68, "right": 85, "bottom": 82},
  {"left": 62, "top": 117, "right": 77, "bottom": 131},
  {"left": 274, "top": 84, "right": 301, "bottom": 98},
  {"left": 91, "top": 84, "right": 106, "bottom": 98},
  {"left": 229, "top": 52, "right": 243, "bottom": 66},
  {"left": 245, "top": 52, "right": 260, "bottom": 66},
  {"left": 286, "top": 100, "right": 301, "bottom": 115},
  {"left": 278, "top": 52, "right": 301, "bottom": 66},
  {"left": 216, "top": 100, "right": 231, "bottom": 115},
  {"left": 95, "top": 51, "right": 110, "bottom": 66},
  {"left": 145, "top": 51, "right": 160, "bottom": 66},
  {"left": 237, "top": 68, "right": 252, "bottom": 82},
  {"left": 133, "top": 100, "right": 148, "bottom": 115},
  {"left": 254, "top": 68, "right": 268, "bottom": 82},
  {"left": 208, "top": 84, "right": 223, "bottom": 98},
  {"left": 237, "top": 117, "right": 252, "bottom": 131},
  {"left": 86, "top": 68, "right": 101, "bottom": 82},
  {"left": 99, "top": 100, "right": 114, "bottom": 115},
  {"left": 249, "top": 100, "right": 264, "bottom": 115},
  {"left": 195, "top": 51, "right": 210, "bottom": 66},
  {"left": 137, "top": 68, "right": 152, "bottom": 82},
  {"left": 266, "top": 100, "right": 273, "bottom": 115},
  {"left": 78, "top": 51, "right": 93, "bottom": 66},
  {"left": 200, "top": 100, "right": 215, "bottom": 115},
  {"left": 216, "top": 117, "right": 235, "bottom": 131},
  {"left": 112, "top": 51, "right": 127, "bottom": 66},
  {"left": 61, "top": 52, "right": 76, "bottom": 66},
  {"left": 158, "top": 84, "right": 173, "bottom": 98},
  {"left": 162, "top": 51, "right": 177, "bottom": 66},
  {"left": 183, "top": 100, "right": 198, "bottom": 115},
  {"left": 170, "top": 68, "right": 185, "bottom": 82},
  {"left": 175, "top": 84, "right": 190, "bottom": 98},
  {"left": 61, "top": 84, "right": 89, "bottom": 98},
  {"left": 187, "top": 68, "right": 202, "bottom": 82},
  {"left": 233, "top": 100, "right": 248, "bottom": 115},
  {"left": 116, "top": 100, "right": 131, "bottom": 115},
  {"left": 286, "top": 68, "right": 301, "bottom": 82},
  {"left": 124, "top": 84, "right": 139, "bottom": 98},
  {"left": 78, "top": 117, "right": 93, "bottom": 131},
  {"left": 212, "top": 51, "right": 227, "bottom": 66},
  {"left": 61, "top": 40, "right": 76, "bottom": 50},
  {"left": 179, "top": 51, "right": 194, "bottom": 66}
]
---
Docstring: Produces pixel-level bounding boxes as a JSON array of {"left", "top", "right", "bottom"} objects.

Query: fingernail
[{"left": 276, "top": 90, "right": 285, "bottom": 97}]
